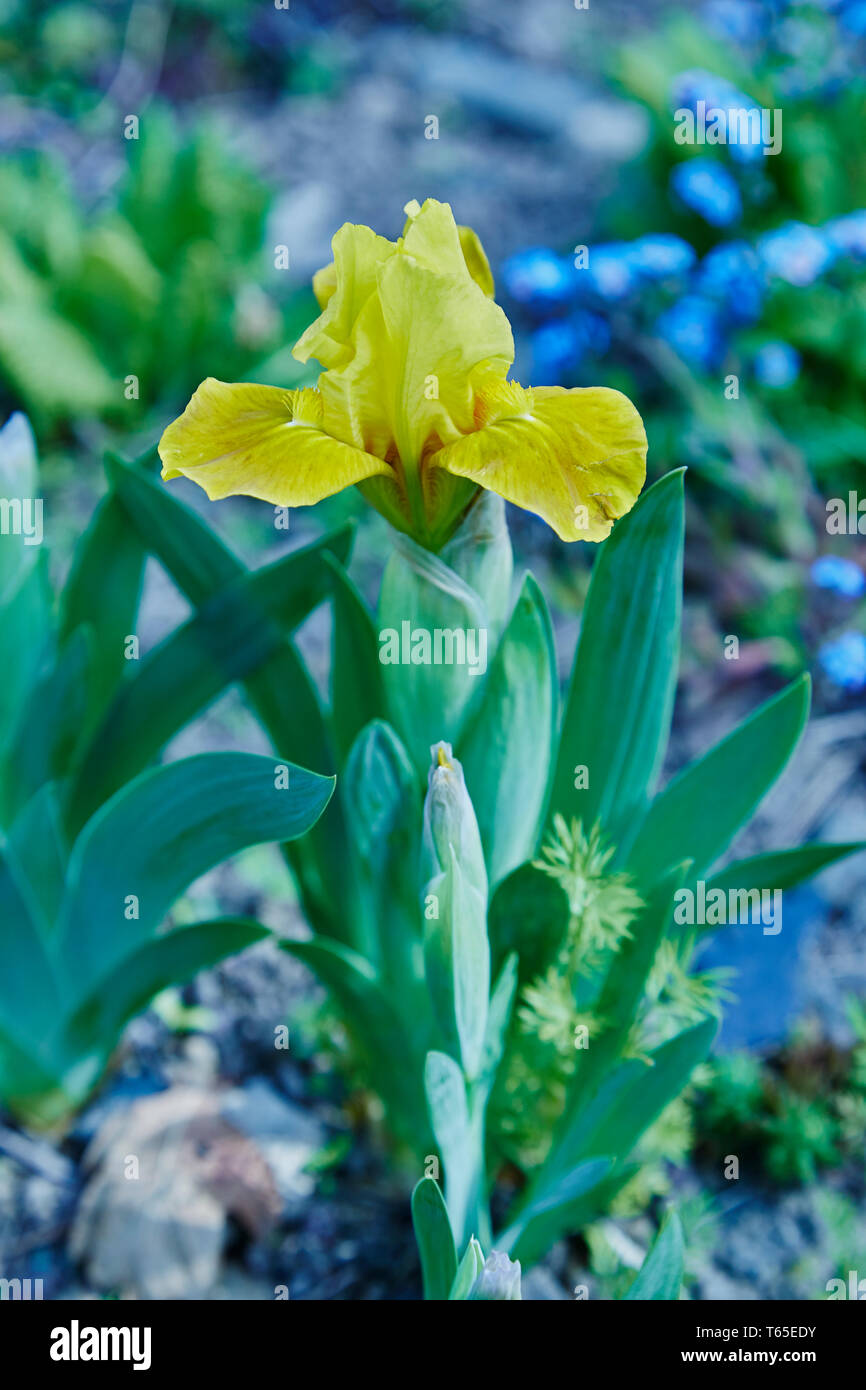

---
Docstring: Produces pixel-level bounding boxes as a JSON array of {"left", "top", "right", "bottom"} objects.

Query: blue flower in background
[
  {"left": 655, "top": 295, "right": 725, "bottom": 370},
  {"left": 530, "top": 312, "right": 610, "bottom": 384},
  {"left": 670, "top": 69, "right": 765, "bottom": 163},
  {"left": 627, "top": 233, "right": 697, "bottom": 280},
  {"left": 757, "top": 222, "right": 836, "bottom": 286},
  {"left": 824, "top": 210, "right": 866, "bottom": 258},
  {"left": 753, "top": 341, "right": 801, "bottom": 388},
  {"left": 839, "top": 1, "right": 866, "bottom": 37},
  {"left": 500, "top": 247, "right": 576, "bottom": 309},
  {"left": 671, "top": 159, "right": 742, "bottom": 227},
  {"left": 585, "top": 243, "right": 638, "bottom": 300},
  {"left": 818, "top": 631, "right": 866, "bottom": 691},
  {"left": 671, "top": 69, "right": 757, "bottom": 119},
  {"left": 504, "top": 236, "right": 696, "bottom": 315},
  {"left": 703, "top": 0, "right": 765, "bottom": 45},
  {"left": 531, "top": 320, "right": 580, "bottom": 383},
  {"left": 696, "top": 241, "right": 764, "bottom": 323},
  {"left": 811, "top": 556, "right": 866, "bottom": 598}
]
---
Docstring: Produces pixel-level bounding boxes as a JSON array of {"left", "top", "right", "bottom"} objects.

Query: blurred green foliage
[
  {"left": 695, "top": 1000, "right": 866, "bottom": 1184},
  {"left": 0, "top": 103, "right": 317, "bottom": 435},
  {"left": 0, "top": 421, "right": 336, "bottom": 1124}
]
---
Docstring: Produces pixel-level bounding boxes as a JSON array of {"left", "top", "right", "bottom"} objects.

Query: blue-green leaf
[
  {"left": 497, "top": 1157, "right": 613, "bottom": 1262},
  {"left": 412, "top": 1178, "right": 458, "bottom": 1301},
  {"left": 59, "top": 752, "right": 333, "bottom": 993},
  {"left": 65, "top": 536, "right": 348, "bottom": 834},
  {"left": 425, "top": 1050, "right": 479, "bottom": 1250},
  {"left": 0, "top": 413, "right": 39, "bottom": 601},
  {"left": 65, "top": 917, "right": 270, "bottom": 1062},
  {"left": 449, "top": 1236, "right": 485, "bottom": 1300},
  {"left": 281, "top": 935, "right": 431, "bottom": 1144},
  {"left": 342, "top": 720, "right": 421, "bottom": 981},
  {"left": 440, "top": 492, "right": 513, "bottom": 645},
  {"left": 476, "top": 953, "right": 518, "bottom": 1102},
  {"left": 623, "top": 1210, "right": 685, "bottom": 1301},
  {"left": 2, "top": 626, "right": 92, "bottom": 823},
  {"left": 487, "top": 860, "right": 569, "bottom": 986},
  {"left": 0, "top": 847, "right": 59, "bottom": 1045},
  {"left": 105, "top": 450, "right": 241, "bottom": 600},
  {"left": 706, "top": 841, "right": 866, "bottom": 910},
  {"left": 379, "top": 534, "right": 488, "bottom": 772},
  {"left": 550, "top": 471, "right": 684, "bottom": 844},
  {"left": 5, "top": 784, "right": 67, "bottom": 937},
  {"left": 0, "top": 554, "right": 53, "bottom": 764},
  {"left": 460, "top": 573, "right": 557, "bottom": 886},
  {"left": 567, "top": 863, "right": 691, "bottom": 1108},
  {"left": 326, "top": 555, "right": 384, "bottom": 764},
  {"left": 627, "top": 676, "right": 811, "bottom": 888},
  {"left": 550, "top": 1017, "right": 717, "bottom": 1185},
  {"left": 100, "top": 455, "right": 351, "bottom": 940},
  {"left": 0, "top": 1019, "right": 64, "bottom": 1127},
  {"left": 59, "top": 489, "right": 145, "bottom": 721},
  {"left": 0, "top": 415, "right": 45, "bottom": 716}
]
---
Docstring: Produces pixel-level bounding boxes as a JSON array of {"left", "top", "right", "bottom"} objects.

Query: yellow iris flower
[{"left": 159, "top": 199, "right": 647, "bottom": 549}]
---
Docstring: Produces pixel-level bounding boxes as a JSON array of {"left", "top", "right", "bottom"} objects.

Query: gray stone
[{"left": 220, "top": 1079, "right": 325, "bottom": 1206}]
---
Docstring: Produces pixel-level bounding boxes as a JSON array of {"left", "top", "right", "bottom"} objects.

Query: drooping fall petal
[
  {"left": 158, "top": 378, "right": 390, "bottom": 506},
  {"left": 428, "top": 381, "right": 647, "bottom": 542}
]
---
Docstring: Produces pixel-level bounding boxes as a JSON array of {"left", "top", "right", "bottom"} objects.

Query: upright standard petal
[
  {"left": 294, "top": 223, "right": 396, "bottom": 369},
  {"left": 458, "top": 225, "right": 496, "bottom": 298},
  {"left": 294, "top": 201, "right": 513, "bottom": 473},
  {"left": 159, "top": 378, "right": 390, "bottom": 506},
  {"left": 428, "top": 381, "right": 647, "bottom": 542}
]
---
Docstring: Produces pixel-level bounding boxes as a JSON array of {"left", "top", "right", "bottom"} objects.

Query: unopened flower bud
[
  {"left": 469, "top": 1250, "right": 522, "bottom": 1301},
  {"left": 422, "top": 741, "right": 489, "bottom": 1078},
  {"left": 422, "top": 742, "right": 487, "bottom": 900}
]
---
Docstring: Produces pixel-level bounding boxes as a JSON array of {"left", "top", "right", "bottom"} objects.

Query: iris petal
[
  {"left": 458, "top": 225, "right": 496, "bottom": 298},
  {"left": 294, "top": 223, "right": 395, "bottom": 370},
  {"left": 293, "top": 201, "right": 513, "bottom": 470},
  {"left": 158, "top": 378, "right": 390, "bottom": 506},
  {"left": 429, "top": 382, "right": 647, "bottom": 542}
]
